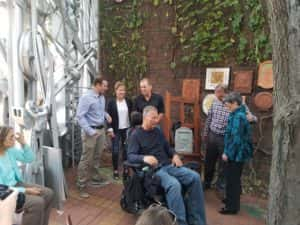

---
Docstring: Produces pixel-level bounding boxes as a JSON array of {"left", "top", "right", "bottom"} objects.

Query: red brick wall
[{"left": 100, "top": 3, "right": 272, "bottom": 189}]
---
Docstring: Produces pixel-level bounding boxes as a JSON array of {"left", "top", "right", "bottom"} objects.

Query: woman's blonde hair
[
  {"left": 135, "top": 205, "right": 177, "bottom": 225},
  {"left": 0, "top": 126, "right": 13, "bottom": 149},
  {"left": 114, "top": 81, "right": 126, "bottom": 91}
]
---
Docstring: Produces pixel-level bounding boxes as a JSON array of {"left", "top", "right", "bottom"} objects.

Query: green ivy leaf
[
  {"left": 153, "top": 0, "right": 160, "bottom": 7},
  {"left": 170, "top": 62, "right": 176, "bottom": 69}
]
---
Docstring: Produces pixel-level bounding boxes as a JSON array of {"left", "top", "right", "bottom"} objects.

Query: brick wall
[{"left": 100, "top": 2, "right": 272, "bottom": 189}]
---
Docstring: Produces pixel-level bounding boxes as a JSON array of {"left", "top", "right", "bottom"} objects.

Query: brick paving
[{"left": 49, "top": 168, "right": 266, "bottom": 225}]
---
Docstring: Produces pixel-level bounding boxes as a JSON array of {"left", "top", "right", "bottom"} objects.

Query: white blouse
[{"left": 116, "top": 99, "right": 130, "bottom": 129}]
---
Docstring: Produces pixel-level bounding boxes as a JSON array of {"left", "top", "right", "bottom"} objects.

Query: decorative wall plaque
[
  {"left": 257, "top": 60, "right": 273, "bottom": 89},
  {"left": 205, "top": 68, "right": 230, "bottom": 90},
  {"left": 202, "top": 94, "right": 216, "bottom": 115},
  {"left": 254, "top": 92, "right": 273, "bottom": 111},
  {"left": 182, "top": 79, "right": 200, "bottom": 101},
  {"left": 233, "top": 70, "right": 253, "bottom": 94}
]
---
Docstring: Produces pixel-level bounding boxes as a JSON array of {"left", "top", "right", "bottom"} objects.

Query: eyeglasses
[{"left": 149, "top": 202, "right": 177, "bottom": 225}]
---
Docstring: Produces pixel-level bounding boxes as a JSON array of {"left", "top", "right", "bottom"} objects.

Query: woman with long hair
[{"left": 0, "top": 126, "right": 54, "bottom": 225}]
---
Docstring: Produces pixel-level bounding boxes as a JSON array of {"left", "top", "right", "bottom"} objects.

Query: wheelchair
[{"left": 120, "top": 160, "right": 200, "bottom": 214}]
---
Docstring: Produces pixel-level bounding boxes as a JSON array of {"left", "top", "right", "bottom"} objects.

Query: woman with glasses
[
  {"left": 221, "top": 92, "right": 253, "bottom": 215},
  {"left": 136, "top": 203, "right": 178, "bottom": 225},
  {"left": 0, "top": 126, "right": 54, "bottom": 225}
]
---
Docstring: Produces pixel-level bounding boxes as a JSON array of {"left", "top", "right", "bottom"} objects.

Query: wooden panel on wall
[
  {"left": 182, "top": 79, "right": 200, "bottom": 101},
  {"left": 257, "top": 60, "right": 273, "bottom": 89},
  {"left": 233, "top": 70, "right": 254, "bottom": 94},
  {"left": 254, "top": 92, "right": 273, "bottom": 111}
]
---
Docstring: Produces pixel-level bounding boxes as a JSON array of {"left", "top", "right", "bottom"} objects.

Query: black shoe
[
  {"left": 203, "top": 182, "right": 211, "bottom": 191},
  {"left": 219, "top": 207, "right": 238, "bottom": 215}
]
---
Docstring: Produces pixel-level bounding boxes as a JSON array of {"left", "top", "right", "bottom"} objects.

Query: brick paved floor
[{"left": 49, "top": 168, "right": 266, "bottom": 225}]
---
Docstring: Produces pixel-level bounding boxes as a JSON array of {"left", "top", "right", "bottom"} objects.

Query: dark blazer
[{"left": 107, "top": 97, "right": 133, "bottom": 132}]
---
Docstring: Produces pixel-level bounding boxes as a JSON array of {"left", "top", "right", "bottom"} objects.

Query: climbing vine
[
  {"left": 99, "top": 0, "right": 271, "bottom": 83},
  {"left": 99, "top": 0, "right": 147, "bottom": 94},
  {"left": 170, "top": 0, "right": 272, "bottom": 66}
]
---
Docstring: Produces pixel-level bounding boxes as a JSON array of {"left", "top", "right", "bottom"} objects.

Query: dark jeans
[
  {"left": 224, "top": 161, "right": 244, "bottom": 211},
  {"left": 111, "top": 128, "right": 127, "bottom": 171},
  {"left": 204, "top": 131, "right": 225, "bottom": 189}
]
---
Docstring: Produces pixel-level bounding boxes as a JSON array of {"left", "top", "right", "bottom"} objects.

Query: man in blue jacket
[{"left": 128, "top": 106, "right": 206, "bottom": 225}]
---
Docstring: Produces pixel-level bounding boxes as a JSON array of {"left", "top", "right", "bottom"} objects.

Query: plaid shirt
[{"left": 204, "top": 98, "right": 230, "bottom": 136}]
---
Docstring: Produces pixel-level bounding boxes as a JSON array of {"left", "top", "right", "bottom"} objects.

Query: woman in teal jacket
[
  {"left": 220, "top": 92, "right": 253, "bottom": 215},
  {"left": 0, "top": 126, "right": 54, "bottom": 225}
]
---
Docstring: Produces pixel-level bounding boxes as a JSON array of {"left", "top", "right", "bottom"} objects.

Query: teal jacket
[
  {"left": 224, "top": 105, "right": 253, "bottom": 162},
  {"left": 0, "top": 144, "right": 35, "bottom": 193}
]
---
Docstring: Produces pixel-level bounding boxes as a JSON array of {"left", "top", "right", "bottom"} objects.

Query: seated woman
[
  {"left": 136, "top": 204, "right": 178, "bottom": 225},
  {"left": 221, "top": 92, "right": 253, "bottom": 215},
  {"left": 0, "top": 126, "right": 54, "bottom": 225}
]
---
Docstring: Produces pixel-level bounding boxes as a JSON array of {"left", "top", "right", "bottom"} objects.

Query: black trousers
[
  {"left": 111, "top": 128, "right": 127, "bottom": 171},
  {"left": 204, "top": 131, "right": 225, "bottom": 188},
  {"left": 225, "top": 161, "right": 244, "bottom": 211}
]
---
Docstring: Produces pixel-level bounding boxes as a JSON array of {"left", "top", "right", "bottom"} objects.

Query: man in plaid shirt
[
  {"left": 203, "top": 85, "right": 257, "bottom": 191},
  {"left": 203, "top": 84, "right": 229, "bottom": 191}
]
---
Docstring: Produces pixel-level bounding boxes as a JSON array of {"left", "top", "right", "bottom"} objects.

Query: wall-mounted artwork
[
  {"left": 254, "top": 92, "right": 273, "bottom": 111},
  {"left": 202, "top": 94, "right": 216, "bottom": 115},
  {"left": 205, "top": 67, "right": 230, "bottom": 90},
  {"left": 257, "top": 60, "right": 273, "bottom": 89},
  {"left": 233, "top": 70, "right": 253, "bottom": 94},
  {"left": 182, "top": 79, "right": 200, "bottom": 101}
]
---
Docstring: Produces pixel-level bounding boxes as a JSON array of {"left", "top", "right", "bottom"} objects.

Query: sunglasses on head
[{"left": 149, "top": 203, "right": 177, "bottom": 225}]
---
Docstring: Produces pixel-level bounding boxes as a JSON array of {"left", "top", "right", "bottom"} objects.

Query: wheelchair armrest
[
  {"left": 183, "top": 161, "right": 200, "bottom": 171},
  {"left": 123, "top": 161, "right": 144, "bottom": 169}
]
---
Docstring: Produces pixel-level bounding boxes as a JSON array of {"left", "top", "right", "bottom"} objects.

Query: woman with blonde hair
[
  {"left": 107, "top": 81, "right": 133, "bottom": 179},
  {"left": 0, "top": 126, "right": 54, "bottom": 225}
]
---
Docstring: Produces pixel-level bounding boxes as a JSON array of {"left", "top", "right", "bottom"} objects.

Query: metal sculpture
[{"left": 0, "top": 0, "right": 99, "bottom": 209}]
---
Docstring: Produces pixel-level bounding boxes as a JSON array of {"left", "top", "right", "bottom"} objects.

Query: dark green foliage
[{"left": 99, "top": 0, "right": 271, "bottom": 83}]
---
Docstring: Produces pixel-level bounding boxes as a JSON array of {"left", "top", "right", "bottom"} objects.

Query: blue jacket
[
  {"left": 0, "top": 144, "right": 35, "bottom": 192},
  {"left": 224, "top": 105, "right": 253, "bottom": 162}
]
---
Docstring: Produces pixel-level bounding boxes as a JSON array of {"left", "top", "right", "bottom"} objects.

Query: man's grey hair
[
  {"left": 215, "top": 84, "right": 228, "bottom": 91},
  {"left": 143, "top": 105, "right": 158, "bottom": 117},
  {"left": 223, "top": 92, "right": 242, "bottom": 105}
]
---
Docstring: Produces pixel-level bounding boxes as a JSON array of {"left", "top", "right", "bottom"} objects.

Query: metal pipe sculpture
[{"left": 0, "top": 0, "right": 99, "bottom": 209}]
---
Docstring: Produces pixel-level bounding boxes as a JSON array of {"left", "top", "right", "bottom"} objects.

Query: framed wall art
[
  {"left": 233, "top": 70, "right": 253, "bottom": 94},
  {"left": 205, "top": 67, "right": 230, "bottom": 90}
]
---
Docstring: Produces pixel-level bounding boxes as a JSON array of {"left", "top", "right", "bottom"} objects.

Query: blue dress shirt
[{"left": 76, "top": 89, "right": 109, "bottom": 136}]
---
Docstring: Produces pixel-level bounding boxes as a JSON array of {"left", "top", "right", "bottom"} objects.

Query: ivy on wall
[
  {"left": 171, "top": 0, "right": 272, "bottom": 66},
  {"left": 99, "top": 0, "right": 272, "bottom": 84},
  {"left": 99, "top": 0, "right": 147, "bottom": 93}
]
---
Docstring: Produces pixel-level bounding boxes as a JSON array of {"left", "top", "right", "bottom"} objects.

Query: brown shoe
[
  {"left": 89, "top": 178, "right": 110, "bottom": 187},
  {"left": 79, "top": 188, "right": 90, "bottom": 198}
]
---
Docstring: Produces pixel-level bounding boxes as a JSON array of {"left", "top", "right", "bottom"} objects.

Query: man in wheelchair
[{"left": 127, "top": 106, "right": 207, "bottom": 225}]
